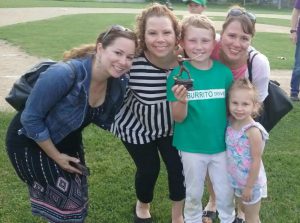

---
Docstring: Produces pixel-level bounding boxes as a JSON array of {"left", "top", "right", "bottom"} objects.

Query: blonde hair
[
  {"left": 181, "top": 14, "right": 216, "bottom": 40},
  {"left": 228, "top": 78, "right": 262, "bottom": 118},
  {"left": 135, "top": 3, "right": 181, "bottom": 54}
]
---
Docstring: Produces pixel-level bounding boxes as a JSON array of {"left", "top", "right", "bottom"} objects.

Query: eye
[
  {"left": 115, "top": 51, "right": 122, "bottom": 56},
  {"left": 241, "top": 36, "right": 250, "bottom": 42},
  {"left": 202, "top": 38, "right": 211, "bottom": 43},
  {"left": 147, "top": 31, "right": 156, "bottom": 36},
  {"left": 163, "top": 30, "right": 172, "bottom": 35},
  {"left": 127, "top": 55, "right": 134, "bottom": 61},
  {"left": 188, "top": 38, "right": 197, "bottom": 43}
]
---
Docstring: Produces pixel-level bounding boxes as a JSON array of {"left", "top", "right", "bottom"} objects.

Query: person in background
[
  {"left": 111, "top": 3, "right": 185, "bottom": 223},
  {"left": 5, "top": 25, "right": 137, "bottom": 223},
  {"left": 184, "top": 0, "right": 207, "bottom": 14},
  {"left": 167, "top": 14, "right": 235, "bottom": 223},
  {"left": 290, "top": 0, "right": 300, "bottom": 101},
  {"left": 226, "top": 78, "right": 269, "bottom": 223},
  {"left": 204, "top": 6, "right": 270, "bottom": 223}
]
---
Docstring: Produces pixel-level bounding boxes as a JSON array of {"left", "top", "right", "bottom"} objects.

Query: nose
[
  {"left": 232, "top": 39, "right": 242, "bottom": 48},
  {"left": 119, "top": 56, "right": 130, "bottom": 67},
  {"left": 156, "top": 33, "right": 165, "bottom": 42}
]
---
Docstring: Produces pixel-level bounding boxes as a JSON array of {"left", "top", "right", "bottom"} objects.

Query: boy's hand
[{"left": 172, "top": 84, "right": 188, "bottom": 104}]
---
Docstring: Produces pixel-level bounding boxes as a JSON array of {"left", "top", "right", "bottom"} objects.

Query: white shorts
[{"left": 234, "top": 184, "right": 267, "bottom": 205}]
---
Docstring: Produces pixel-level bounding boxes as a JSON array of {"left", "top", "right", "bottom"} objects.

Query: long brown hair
[{"left": 63, "top": 26, "right": 137, "bottom": 60}]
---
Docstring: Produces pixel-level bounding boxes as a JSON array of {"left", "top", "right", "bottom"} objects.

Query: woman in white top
[{"left": 203, "top": 6, "right": 270, "bottom": 223}]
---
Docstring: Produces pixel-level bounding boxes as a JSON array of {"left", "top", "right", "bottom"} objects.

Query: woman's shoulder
[{"left": 248, "top": 47, "right": 269, "bottom": 64}]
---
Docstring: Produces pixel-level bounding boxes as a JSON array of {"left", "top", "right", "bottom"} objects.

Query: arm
[
  {"left": 21, "top": 62, "right": 76, "bottom": 142},
  {"left": 21, "top": 62, "right": 83, "bottom": 174},
  {"left": 250, "top": 53, "right": 270, "bottom": 102},
  {"left": 242, "top": 127, "right": 264, "bottom": 202},
  {"left": 171, "top": 85, "right": 188, "bottom": 122},
  {"left": 290, "top": 7, "right": 300, "bottom": 44}
]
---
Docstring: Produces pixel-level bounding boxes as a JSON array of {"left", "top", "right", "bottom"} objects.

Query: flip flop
[
  {"left": 234, "top": 217, "right": 246, "bottom": 223},
  {"left": 202, "top": 210, "right": 217, "bottom": 223}
]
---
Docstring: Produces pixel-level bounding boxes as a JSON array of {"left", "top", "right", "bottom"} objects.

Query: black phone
[{"left": 70, "top": 162, "right": 90, "bottom": 176}]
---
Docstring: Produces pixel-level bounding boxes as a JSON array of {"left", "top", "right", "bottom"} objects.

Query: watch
[{"left": 290, "top": 29, "right": 297, "bottom": 33}]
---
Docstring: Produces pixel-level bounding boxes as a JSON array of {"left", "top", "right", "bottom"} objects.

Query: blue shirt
[{"left": 20, "top": 56, "right": 128, "bottom": 144}]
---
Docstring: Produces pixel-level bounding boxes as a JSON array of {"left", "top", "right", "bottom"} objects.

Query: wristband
[{"left": 290, "top": 29, "right": 297, "bottom": 34}]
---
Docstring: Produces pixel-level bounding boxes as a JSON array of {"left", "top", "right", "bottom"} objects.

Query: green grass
[
  {"left": 0, "top": 14, "right": 136, "bottom": 60},
  {"left": 0, "top": 13, "right": 293, "bottom": 69},
  {"left": 1, "top": 104, "right": 299, "bottom": 222}
]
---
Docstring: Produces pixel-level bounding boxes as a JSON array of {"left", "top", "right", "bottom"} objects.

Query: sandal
[
  {"left": 234, "top": 217, "right": 245, "bottom": 223},
  {"left": 133, "top": 205, "right": 153, "bottom": 223},
  {"left": 202, "top": 210, "right": 217, "bottom": 223}
]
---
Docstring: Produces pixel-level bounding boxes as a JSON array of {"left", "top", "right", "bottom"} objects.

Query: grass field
[{"left": 0, "top": 1, "right": 299, "bottom": 223}]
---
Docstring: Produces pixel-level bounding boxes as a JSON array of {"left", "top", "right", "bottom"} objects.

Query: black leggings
[{"left": 122, "top": 136, "right": 185, "bottom": 203}]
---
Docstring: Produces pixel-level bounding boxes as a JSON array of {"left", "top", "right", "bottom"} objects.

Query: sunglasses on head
[
  {"left": 227, "top": 8, "right": 256, "bottom": 23},
  {"left": 102, "top": 24, "right": 132, "bottom": 42}
]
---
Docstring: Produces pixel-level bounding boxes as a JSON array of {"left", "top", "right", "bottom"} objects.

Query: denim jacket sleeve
[{"left": 20, "top": 62, "right": 76, "bottom": 142}]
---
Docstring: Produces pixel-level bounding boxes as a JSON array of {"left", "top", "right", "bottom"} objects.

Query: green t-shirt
[{"left": 167, "top": 60, "right": 233, "bottom": 154}]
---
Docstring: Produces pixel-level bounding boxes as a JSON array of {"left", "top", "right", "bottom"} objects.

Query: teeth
[
  {"left": 115, "top": 66, "right": 123, "bottom": 72},
  {"left": 230, "top": 49, "right": 239, "bottom": 54}
]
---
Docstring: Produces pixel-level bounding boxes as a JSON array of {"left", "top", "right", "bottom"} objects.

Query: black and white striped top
[{"left": 111, "top": 54, "right": 173, "bottom": 144}]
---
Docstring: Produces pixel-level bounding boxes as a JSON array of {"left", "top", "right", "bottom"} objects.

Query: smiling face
[
  {"left": 97, "top": 37, "right": 136, "bottom": 78},
  {"left": 229, "top": 88, "right": 258, "bottom": 122},
  {"left": 144, "top": 16, "right": 177, "bottom": 60},
  {"left": 220, "top": 20, "right": 252, "bottom": 62},
  {"left": 181, "top": 25, "right": 215, "bottom": 68}
]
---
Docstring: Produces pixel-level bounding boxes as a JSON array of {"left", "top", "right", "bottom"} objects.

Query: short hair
[
  {"left": 181, "top": 14, "right": 216, "bottom": 40},
  {"left": 135, "top": 3, "right": 181, "bottom": 54}
]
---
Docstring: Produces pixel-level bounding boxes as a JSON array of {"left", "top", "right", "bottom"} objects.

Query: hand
[
  {"left": 290, "top": 32, "right": 297, "bottom": 44},
  {"left": 242, "top": 187, "right": 253, "bottom": 202},
  {"left": 55, "top": 153, "right": 83, "bottom": 175},
  {"left": 172, "top": 84, "right": 188, "bottom": 104}
]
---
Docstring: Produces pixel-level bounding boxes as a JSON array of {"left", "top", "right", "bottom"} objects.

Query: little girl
[{"left": 226, "top": 78, "right": 269, "bottom": 223}]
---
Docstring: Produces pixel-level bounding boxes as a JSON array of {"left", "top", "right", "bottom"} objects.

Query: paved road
[{"left": 0, "top": 7, "right": 292, "bottom": 111}]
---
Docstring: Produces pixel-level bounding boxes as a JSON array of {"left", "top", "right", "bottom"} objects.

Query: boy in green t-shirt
[{"left": 166, "top": 15, "right": 235, "bottom": 223}]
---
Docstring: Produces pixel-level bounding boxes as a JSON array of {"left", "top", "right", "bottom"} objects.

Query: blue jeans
[{"left": 291, "top": 33, "right": 300, "bottom": 97}]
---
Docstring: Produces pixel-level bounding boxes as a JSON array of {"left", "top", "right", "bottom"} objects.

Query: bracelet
[{"left": 290, "top": 29, "right": 297, "bottom": 34}]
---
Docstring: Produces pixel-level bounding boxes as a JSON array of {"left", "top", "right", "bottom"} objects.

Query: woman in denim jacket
[{"left": 5, "top": 25, "right": 136, "bottom": 223}]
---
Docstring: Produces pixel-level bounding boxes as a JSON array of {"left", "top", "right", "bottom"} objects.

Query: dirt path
[{"left": 0, "top": 7, "right": 292, "bottom": 111}]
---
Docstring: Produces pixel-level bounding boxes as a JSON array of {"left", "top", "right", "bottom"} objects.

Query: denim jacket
[{"left": 19, "top": 56, "right": 128, "bottom": 144}]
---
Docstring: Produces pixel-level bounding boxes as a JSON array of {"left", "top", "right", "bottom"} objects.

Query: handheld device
[{"left": 70, "top": 162, "right": 90, "bottom": 176}]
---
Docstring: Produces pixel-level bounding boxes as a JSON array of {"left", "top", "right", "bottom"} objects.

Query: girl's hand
[
  {"left": 55, "top": 153, "right": 82, "bottom": 175},
  {"left": 172, "top": 84, "right": 188, "bottom": 104},
  {"left": 242, "top": 187, "right": 253, "bottom": 202}
]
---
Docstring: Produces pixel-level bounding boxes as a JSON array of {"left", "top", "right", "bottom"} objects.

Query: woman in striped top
[{"left": 112, "top": 3, "right": 185, "bottom": 223}]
